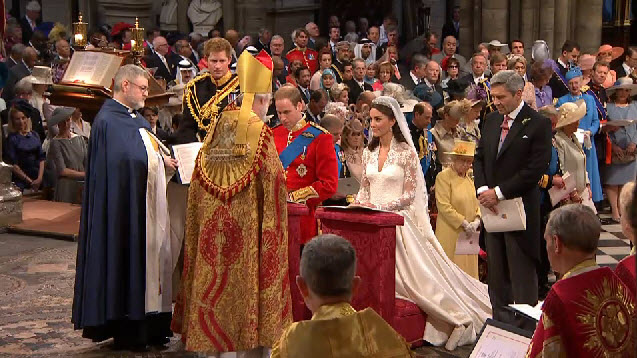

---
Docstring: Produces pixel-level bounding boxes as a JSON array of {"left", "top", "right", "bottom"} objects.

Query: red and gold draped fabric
[
  {"left": 172, "top": 111, "right": 292, "bottom": 353},
  {"left": 527, "top": 263, "right": 635, "bottom": 358},
  {"left": 615, "top": 255, "right": 636, "bottom": 298}
]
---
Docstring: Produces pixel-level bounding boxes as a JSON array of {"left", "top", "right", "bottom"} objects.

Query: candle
[
  {"left": 131, "top": 39, "right": 136, "bottom": 49},
  {"left": 75, "top": 33, "right": 83, "bottom": 42}
]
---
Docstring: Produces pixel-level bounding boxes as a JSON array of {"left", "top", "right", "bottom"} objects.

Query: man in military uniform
[
  {"left": 330, "top": 41, "right": 350, "bottom": 84},
  {"left": 273, "top": 85, "right": 338, "bottom": 244},
  {"left": 286, "top": 28, "right": 318, "bottom": 76},
  {"left": 173, "top": 37, "right": 242, "bottom": 144}
]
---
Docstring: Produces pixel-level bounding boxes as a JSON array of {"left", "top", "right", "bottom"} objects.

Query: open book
[
  {"left": 60, "top": 51, "right": 124, "bottom": 88},
  {"left": 480, "top": 198, "right": 526, "bottom": 232}
]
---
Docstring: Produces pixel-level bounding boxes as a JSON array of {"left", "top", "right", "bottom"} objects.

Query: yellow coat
[
  {"left": 271, "top": 302, "right": 413, "bottom": 358},
  {"left": 434, "top": 167, "right": 480, "bottom": 279}
]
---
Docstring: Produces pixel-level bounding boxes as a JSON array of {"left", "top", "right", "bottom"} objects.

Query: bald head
[
  {"left": 425, "top": 60, "right": 440, "bottom": 83},
  {"left": 55, "top": 39, "right": 71, "bottom": 59},
  {"left": 443, "top": 35, "right": 458, "bottom": 56},
  {"left": 152, "top": 36, "right": 169, "bottom": 56},
  {"left": 23, "top": 47, "right": 38, "bottom": 68}
]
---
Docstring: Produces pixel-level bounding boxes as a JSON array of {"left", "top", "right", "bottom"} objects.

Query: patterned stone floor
[{"left": 0, "top": 233, "right": 472, "bottom": 358}]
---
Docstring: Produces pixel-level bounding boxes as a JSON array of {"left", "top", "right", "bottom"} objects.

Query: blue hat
[
  {"left": 35, "top": 22, "right": 55, "bottom": 37},
  {"left": 565, "top": 66, "right": 583, "bottom": 82}
]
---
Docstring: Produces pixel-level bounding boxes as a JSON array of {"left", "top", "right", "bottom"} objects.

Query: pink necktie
[{"left": 499, "top": 115, "right": 510, "bottom": 151}]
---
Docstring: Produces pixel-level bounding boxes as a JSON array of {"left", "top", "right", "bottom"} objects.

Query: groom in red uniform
[
  {"left": 273, "top": 85, "right": 338, "bottom": 244},
  {"left": 527, "top": 204, "right": 635, "bottom": 357}
]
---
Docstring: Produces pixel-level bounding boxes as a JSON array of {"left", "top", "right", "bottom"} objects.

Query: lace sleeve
[
  {"left": 375, "top": 147, "right": 417, "bottom": 211},
  {"left": 354, "top": 149, "right": 371, "bottom": 204}
]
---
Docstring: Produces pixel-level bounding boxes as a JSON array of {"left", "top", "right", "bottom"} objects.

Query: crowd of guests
[{"left": 2, "top": 1, "right": 637, "bottom": 355}]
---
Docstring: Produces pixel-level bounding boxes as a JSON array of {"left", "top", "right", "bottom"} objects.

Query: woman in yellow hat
[{"left": 434, "top": 140, "right": 481, "bottom": 278}]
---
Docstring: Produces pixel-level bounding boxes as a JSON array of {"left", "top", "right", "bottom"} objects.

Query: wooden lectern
[{"left": 49, "top": 49, "right": 171, "bottom": 121}]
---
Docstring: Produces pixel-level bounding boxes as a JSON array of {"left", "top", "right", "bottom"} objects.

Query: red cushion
[{"left": 393, "top": 298, "right": 426, "bottom": 346}]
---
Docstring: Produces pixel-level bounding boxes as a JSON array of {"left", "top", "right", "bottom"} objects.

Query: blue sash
[
  {"left": 279, "top": 126, "right": 322, "bottom": 170},
  {"left": 585, "top": 88, "right": 607, "bottom": 120}
]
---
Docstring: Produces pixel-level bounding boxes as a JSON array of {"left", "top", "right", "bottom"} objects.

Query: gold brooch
[{"left": 297, "top": 164, "right": 308, "bottom": 177}]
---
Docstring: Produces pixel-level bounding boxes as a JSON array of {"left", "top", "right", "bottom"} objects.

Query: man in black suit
[
  {"left": 305, "top": 89, "right": 328, "bottom": 124},
  {"left": 6, "top": 44, "right": 25, "bottom": 69},
  {"left": 254, "top": 28, "right": 272, "bottom": 55},
  {"left": 20, "top": 1, "right": 41, "bottom": 45},
  {"left": 613, "top": 46, "right": 637, "bottom": 80},
  {"left": 473, "top": 70, "right": 552, "bottom": 331},
  {"left": 399, "top": 54, "right": 427, "bottom": 91},
  {"left": 346, "top": 58, "right": 373, "bottom": 105},
  {"left": 145, "top": 36, "right": 176, "bottom": 83},
  {"left": 331, "top": 42, "right": 349, "bottom": 83},
  {"left": 441, "top": 6, "right": 460, "bottom": 43},
  {"left": 296, "top": 66, "right": 312, "bottom": 105},
  {"left": 3, "top": 47, "right": 37, "bottom": 102},
  {"left": 548, "top": 40, "right": 580, "bottom": 99}
]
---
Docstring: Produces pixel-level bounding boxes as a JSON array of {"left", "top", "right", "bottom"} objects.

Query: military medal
[{"left": 297, "top": 164, "right": 307, "bottom": 177}]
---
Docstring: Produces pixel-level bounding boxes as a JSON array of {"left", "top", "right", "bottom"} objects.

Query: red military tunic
[
  {"left": 527, "top": 260, "right": 635, "bottom": 358},
  {"left": 615, "top": 254, "right": 636, "bottom": 298},
  {"left": 273, "top": 119, "right": 338, "bottom": 244},
  {"left": 286, "top": 47, "right": 318, "bottom": 75}
]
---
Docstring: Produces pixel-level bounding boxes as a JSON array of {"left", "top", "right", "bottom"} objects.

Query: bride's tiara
[{"left": 372, "top": 96, "right": 398, "bottom": 111}]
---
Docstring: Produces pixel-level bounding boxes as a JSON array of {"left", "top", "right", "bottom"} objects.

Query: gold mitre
[{"left": 234, "top": 50, "right": 273, "bottom": 155}]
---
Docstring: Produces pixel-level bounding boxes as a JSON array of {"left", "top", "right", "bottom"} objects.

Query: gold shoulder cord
[{"left": 184, "top": 73, "right": 240, "bottom": 132}]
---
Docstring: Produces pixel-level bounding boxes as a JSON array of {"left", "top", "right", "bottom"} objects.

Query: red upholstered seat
[
  {"left": 287, "top": 203, "right": 311, "bottom": 321},
  {"left": 314, "top": 207, "right": 426, "bottom": 346}
]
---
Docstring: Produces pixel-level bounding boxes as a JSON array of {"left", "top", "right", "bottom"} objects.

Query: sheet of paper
[
  {"left": 480, "top": 198, "right": 526, "bottom": 233},
  {"left": 337, "top": 177, "right": 360, "bottom": 196},
  {"left": 469, "top": 323, "right": 532, "bottom": 358},
  {"left": 509, "top": 302, "right": 543, "bottom": 321},
  {"left": 605, "top": 119, "right": 637, "bottom": 127},
  {"left": 320, "top": 205, "right": 394, "bottom": 214},
  {"left": 171, "top": 142, "right": 203, "bottom": 185},
  {"left": 456, "top": 231, "right": 480, "bottom": 255},
  {"left": 581, "top": 188, "right": 598, "bottom": 214},
  {"left": 548, "top": 172, "right": 576, "bottom": 207}
]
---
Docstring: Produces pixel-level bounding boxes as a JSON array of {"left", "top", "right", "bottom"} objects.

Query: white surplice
[{"left": 355, "top": 96, "right": 492, "bottom": 350}]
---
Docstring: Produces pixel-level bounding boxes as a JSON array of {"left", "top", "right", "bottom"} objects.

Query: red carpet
[{"left": 9, "top": 198, "right": 81, "bottom": 240}]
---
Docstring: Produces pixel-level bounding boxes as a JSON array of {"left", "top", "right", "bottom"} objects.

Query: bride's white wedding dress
[{"left": 355, "top": 138, "right": 492, "bottom": 350}]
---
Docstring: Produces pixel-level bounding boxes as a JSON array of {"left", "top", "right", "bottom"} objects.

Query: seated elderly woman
[
  {"left": 554, "top": 100, "right": 591, "bottom": 206},
  {"left": 330, "top": 82, "right": 350, "bottom": 105},
  {"left": 4, "top": 105, "right": 45, "bottom": 191},
  {"left": 46, "top": 107, "right": 87, "bottom": 203},
  {"left": 435, "top": 140, "right": 481, "bottom": 279}
]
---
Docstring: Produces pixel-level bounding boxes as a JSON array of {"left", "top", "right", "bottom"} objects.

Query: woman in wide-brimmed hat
[
  {"left": 449, "top": 98, "right": 483, "bottom": 144},
  {"left": 435, "top": 139, "right": 481, "bottom": 279},
  {"left": 602, "top": 77, "right": 637, "bottom": 222},
  {"left": 554, "top": 100, "right": 590, "bottom": 205},
  {"left": 556, "top": 66, "right": 603, "bottom": 204},
  {"left": 597, "top": 44, "right": 624, "bottom": 88},
  {"left": 45, "top": 106, "right": 87, "bottom": 203}
]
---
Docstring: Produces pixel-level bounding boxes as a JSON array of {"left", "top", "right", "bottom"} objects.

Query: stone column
[
  {"left": 519, "top": 0, "right": 537, "bottom": 54},
  {"left": 553, "top": 0, "right": 570, "bottom": 55},
  {"left": 98, "top": 0, "right": 154, "bottom": 29},
  {"left": 574, "top": 0, "right": 603, "bottom": 53},
  {"left": 482, "top": 0, "right": 508, "bottom": 43},
  {"left": 459, "top": 0, "right": 474, "bottom": 57},
  {"left": 539, "top": 0, "right": 556, "bottom": 57},
  {"left": 177, "top": 0, "right": 190, "bottom": 34}
]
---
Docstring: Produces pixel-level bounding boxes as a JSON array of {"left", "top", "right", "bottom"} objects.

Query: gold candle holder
[
  {"left": 131, "top": 17, "right": 145, "bottom": 56},
  {"left": 72, "top": 12, "right": 87, "bottom": 48}
]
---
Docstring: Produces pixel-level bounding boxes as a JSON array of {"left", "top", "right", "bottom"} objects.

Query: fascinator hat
[{"left": 565, "top": 66, "right": 583, "bottom": 82}]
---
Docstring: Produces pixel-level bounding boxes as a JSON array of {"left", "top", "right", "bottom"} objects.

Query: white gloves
[
  {"left": 467, "top": 218, "right": 481, "bottom": 232},
  {"left": 461, "top": 220, "right": 471, "bottom": 232}
]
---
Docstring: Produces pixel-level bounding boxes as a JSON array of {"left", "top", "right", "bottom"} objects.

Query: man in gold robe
[
  {"left": 171, "top": 41, "right": 291, "bottom": 356},
  {"left": 527, "top": 204, "right": 635, "bottom": 357},
  {"left": 271, "top": 234, "right": 413, "bottom": 358}
]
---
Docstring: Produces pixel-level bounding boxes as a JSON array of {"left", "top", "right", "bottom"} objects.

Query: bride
[{"left": 354, "top": 96, "right": 492, "bottom": 350}]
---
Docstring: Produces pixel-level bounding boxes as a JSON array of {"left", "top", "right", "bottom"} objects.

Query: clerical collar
[
  {"left": 211, "top": 71, "right": 233, "bottom": 86},
  {"left": 112, "top": 98, "right": 137, "bottom": 116},
  {"left": 291, "top": 118, "right": 307, "bottom": 132}
]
